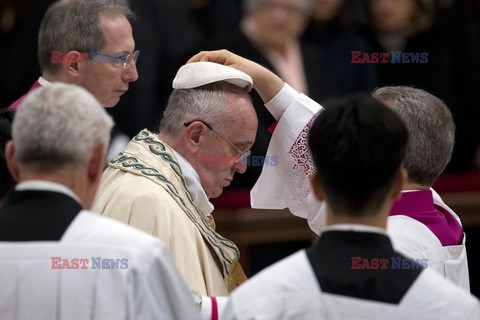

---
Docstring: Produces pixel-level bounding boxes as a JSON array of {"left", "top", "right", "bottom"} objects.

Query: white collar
[
  {"left": 170, "top": 149, "right": 214, "bottom": 217},
  {"left": 16, "top": 180, "right": 81, "bottom": 204},
  {"left": 37, "top": 76, "right": 52, "bottom": 87},
  {"left": 322, "top": 223, "right": 388, "bottom": 236}
]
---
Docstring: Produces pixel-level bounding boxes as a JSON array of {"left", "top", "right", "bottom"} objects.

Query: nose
[
  {"left": 123, "top": 61, "right": 139, "bottom": 83},
  {"left": 232, "top": 157, "right": 248, "bottom": 174}
]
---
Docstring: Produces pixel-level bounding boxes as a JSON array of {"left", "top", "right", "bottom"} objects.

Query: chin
[
  {"left": 103, "top": 101, "right": 118, "bottom": 108},
  {"left": 208, "top": 188, "right": 224, "bottom": 199},
  {"left": 101, "top": 97, "right": 120, "bottom": 108}
]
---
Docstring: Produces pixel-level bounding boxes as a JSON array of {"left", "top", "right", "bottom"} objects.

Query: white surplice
[
  {"left": 250, "top": 84, "right": 470, "bottom": 290},
  {"left": 0, "top": 210, "right": 201, "bottom": 320},
  {"left": 222, "top": 248, "right": 480, "bottom": 320}
]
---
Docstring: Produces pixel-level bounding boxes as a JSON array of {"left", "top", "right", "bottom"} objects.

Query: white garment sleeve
[
  {"left": 200, "top": 296, "right": 229, "bottom": 320},
  {"left": 250, "top": 83, "right": 326, "bottom": 235},
  {"left": 133, "top": 241, "right": 202, "bottom": 320}
]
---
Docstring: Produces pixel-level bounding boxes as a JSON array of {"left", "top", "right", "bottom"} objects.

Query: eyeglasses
[
  {"left": 184, "top": 120, "right": 251, "bottom": 163},
  {"left": 94, "top": 50, "right": 140, "bottom": 69}
]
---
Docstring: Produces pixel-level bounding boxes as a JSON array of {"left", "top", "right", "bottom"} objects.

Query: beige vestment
[{"left": 93, "top": 130, "right": 246, "bottom": 296}]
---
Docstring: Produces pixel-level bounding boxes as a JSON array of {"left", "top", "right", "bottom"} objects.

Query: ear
[
  {"left": 5, "top": 140, "right": 20, "bottom": 182},
  {"left": 62, "top": 51, "right": 85, "bottom": 77},
  {"left": 87, "top": 144, "right": 107, "bottom": 186},
  {"left": 391, "top": 167, "right": 407, "bottom": 201},
  {"left": 183, "top": 122, "right": 208, "bottom": 154},
  {"left": 310, "top": 172, "right": 326, "bottom": 201}
]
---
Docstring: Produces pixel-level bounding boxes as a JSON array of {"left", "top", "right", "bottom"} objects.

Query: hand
[{"left": 187, "top": 50, "right": 284, "bottom": 103}]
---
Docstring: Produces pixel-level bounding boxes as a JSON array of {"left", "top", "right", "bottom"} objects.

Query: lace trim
[{"left": 280, "top": 114, "right": 318, "bottom": 209}]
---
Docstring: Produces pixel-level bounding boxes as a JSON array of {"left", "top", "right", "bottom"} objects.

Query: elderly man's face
[
  {"left": 77, "top": 13, "right": 138, "bottom": 107},
  {"left": 195, "top": 94, "right": 258, "bottom": 198}
]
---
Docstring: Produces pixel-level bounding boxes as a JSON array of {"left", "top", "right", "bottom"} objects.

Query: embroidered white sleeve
[{"left": 280, "top": 115, "right": 317, "bottom": 209}]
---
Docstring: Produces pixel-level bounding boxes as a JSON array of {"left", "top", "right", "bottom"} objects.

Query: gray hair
[
  {"left": 372, "top": 86, "right": 455, "bottom": 186},
  {"left": 13, "top": 83, "right": 114, "bottom": 171},
  {"left": 244, "top": 0, "right": 313, "bottom": 14},
  {"left": 159, "top": 81, "right": 251, "bottom": 135},
  {"left": 38, "top": 0, "right": 133, "bottom": 74}
]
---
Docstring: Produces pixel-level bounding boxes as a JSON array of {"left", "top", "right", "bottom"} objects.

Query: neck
[
  {"left": 157, "top": 133, "right": 180, "bottom": 152},
  {"left": 158, "top": 133, "right": 192, "bottom": 162},
  {"left": 403, "top": 181, "right": 430, "bottom": 191},
  {"left": 270, "top": 43, "right": 288, "bottom": 57},
  {"left": 42, "top": 71, "right": 69, "bottom": 84},
  {"left": 19, "top": 169, "right": 86, "bottom": 208},
  {"left": 326, "top": 201, "right": 392, "bottom": 230}
]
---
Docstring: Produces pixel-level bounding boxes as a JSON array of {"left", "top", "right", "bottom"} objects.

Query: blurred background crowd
[{"left": 1, "top": 0, "right": 479, "bottom": 191}]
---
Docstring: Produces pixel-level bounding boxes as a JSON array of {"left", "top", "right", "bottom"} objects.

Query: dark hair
[
  {"left": 308, "top": 93, "right": 408, "bottom": 216},
  {"left": 0, "top": 108, "right": 15, "bottom": 202},
  {"left": 38, "top": 0, "right": 133, "bottom": 74}
]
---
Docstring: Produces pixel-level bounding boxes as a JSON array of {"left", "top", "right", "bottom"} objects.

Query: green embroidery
[
  {"left": 110, "top": 130, "right": 240, "bottom": 280},
  {"left": 134, "top": 131, "right": 195, "bottom": 204}
]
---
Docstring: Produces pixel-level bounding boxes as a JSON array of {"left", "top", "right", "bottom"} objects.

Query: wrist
[{"left": 253, "top": 69, "right": 284, "bottom": 103}]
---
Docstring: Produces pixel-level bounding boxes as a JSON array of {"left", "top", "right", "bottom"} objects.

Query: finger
[
  {"left": 187, "top": 50, "right": 231, "bottom": 64},
  {"left": 187, "top": 51, "right": 208, "bottom": 63}
]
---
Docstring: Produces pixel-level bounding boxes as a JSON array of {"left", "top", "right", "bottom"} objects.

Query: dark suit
[{"left": 0, "top": 190, "right": 82, "bottom": 241}]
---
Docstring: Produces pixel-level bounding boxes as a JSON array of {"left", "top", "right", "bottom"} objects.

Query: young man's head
[
  {"left": 38, "top": 0, "right": 138, "bottom": 107},
  {"left": 6, "top": 83, "right": 113, "bottom": 209},
  {"left": 308, "top": 93, "right": 408, "bottom": 220},
  {"left": 372, "top": 86, "right": 454, "bottom": 187}
]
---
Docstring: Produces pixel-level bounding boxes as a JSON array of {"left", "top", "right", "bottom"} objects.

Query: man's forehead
[
  {"left": 223, "top": 106, "right": 257, "bottom": 143},
  {"left": 99, "top": 13, "right": 134, "bottom": 51}
]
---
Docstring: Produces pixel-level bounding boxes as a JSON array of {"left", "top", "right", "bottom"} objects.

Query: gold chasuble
[{"left": 92, "top": 130, "right": 246, "bottom": 296}]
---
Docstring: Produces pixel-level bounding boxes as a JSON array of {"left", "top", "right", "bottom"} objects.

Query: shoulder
[
  {"left": 94, "top": 166, "right": 179, "bottom": 213},
  {"left": 401, "top": 269, "right": 480, "bottom": 319},
  {"left": 431, "top": 188, "right": 462, "bottom": 225},
  {"left": 229, "top": 251, "right": 320, "bottom": 315},
  {"left": 64, "top": 210, "right": 167, "bottom": 255},
  {"left": 387, "top": 215, "right": 441, "bottom": 253},
  {"left": 99, "top": 165, "right": 168, "bottom": 195}
]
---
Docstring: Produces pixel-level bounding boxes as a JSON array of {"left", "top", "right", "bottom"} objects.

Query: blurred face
[
  {"left": 369, "top": 0, "right": 415, "bottom": 33},
  {"left": 313, "top": 0, "right": 344, "bottom": 22},
  {"left": 250, "top": 0, "right": 309, "bottom": 51},
  {"left": 77, "top": 13, "right": 139, "bottom": 107},
  {"left": 194, "top": 94, "right": 257, "bottom": 198}
]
